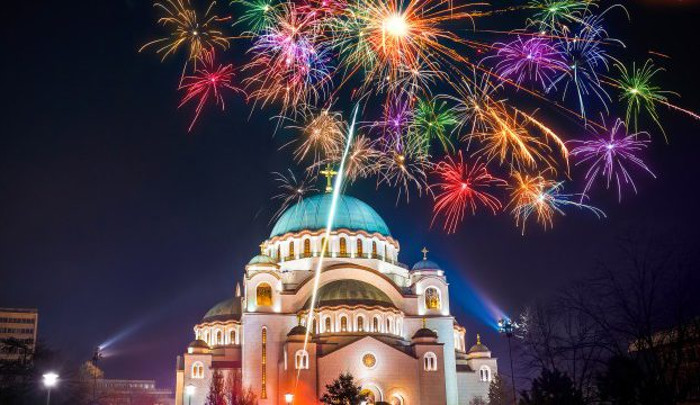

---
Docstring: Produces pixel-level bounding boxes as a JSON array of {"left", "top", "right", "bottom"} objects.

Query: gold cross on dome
[
  {"left": 320, "top": 164, "right": 338, "bottom": 193},
  {"left": 260, "top": 243, "right": 265, "bottom": 254},
  {"left": 421, "top": 247, "right": 429, "bottom": 260}
]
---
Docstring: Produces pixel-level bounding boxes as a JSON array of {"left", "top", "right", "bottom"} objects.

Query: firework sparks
[
  {"left": 412, "top": 98, "right": 458, "bottom": 154},
  {"left": 509, "top": 172, "right": 605, "bottom": 234},
  {"left": 570, "top": 118, "right": 655, "bottom": 201},
  {"left": 140, "top": 0, "right": 230, "bottom": 62},
  {"left": 272, "top": 169, "right": 319, "bottom": 220},
  {"left": 430, "top": 152, "right": 506, "bottom": 233},
  {"left": 528, "top": 0, "right": 593, "bottom": 31},
  {"left": 178, "top": 49, "right": 244, "bottom": 132},
  {"left": 230, "top": 0, "right": 277, "bottom": 34},
  {"left": 294, "top": 109, "right": 346, "bottom": 163},
  {"left": 492, "top": 36, "right": 568, "bottom": 90},
  {"left": 244, "top": 4, "right": 333, "bottom": 114},
  {"left": 613, "top": 59, "right": 677, "bottom": 138}
]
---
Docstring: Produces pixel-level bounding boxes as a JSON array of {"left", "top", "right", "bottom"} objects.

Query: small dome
[
  {"left": 303, "top": 280, "right": 396, "bottom": 309},
  {"left": 468, "top": 334, "right": 491, "bottom": 357},
  {"left": 202, "top": 297, "right": 242, "bottom": 323},
  {"left": 270, "top": 194, "right": 391, "bottom": 238},
  {"left": 248, "top": 254, "right": 277, "bottom": 265},
  {"left": 188, "top": 339, "right": 209, "bottom": 349},
  {"left": 412, "top": 259, "right": 441, "bottom": 271},
  {"left": 412, "top": 328, "right": 438, "bottom": 339},
  {"left": 287, "top": 325, "right": 310, "bottom": 337}
]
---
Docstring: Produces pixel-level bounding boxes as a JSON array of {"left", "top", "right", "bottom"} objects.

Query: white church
[{"left": 175, "top": 190, "right": 498, "bottom": 405}]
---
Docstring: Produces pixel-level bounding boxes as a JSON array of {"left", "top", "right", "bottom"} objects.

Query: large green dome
[
  {"left": 270, "top": 194, "right": 391, "bottom": 238},
  {"left": 303, "top": 280, "right": 396, "bottom": 309}
]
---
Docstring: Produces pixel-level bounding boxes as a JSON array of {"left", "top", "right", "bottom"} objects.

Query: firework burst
[
  {"left": 412, "top": 98, "right": 458, "bottom": 154},
  {"left": 230, "top": 0, "right": 277, "bottom": 34},
  {"left": 430, "top": 152, "right": 506, "bottom": 233},
  {"left": 509, "top": 172, "right": 605, "bottom": 234},
  {"left": 293, "top": 109, "right": 346, "bottom": 163},
  {"left": 492, "top": 36, "right": 568, "bottom": 90},
  {"left": 272, "top": 169, "right": 319, "bottom": 220},
  {"left": 570, "top": 118, "right": 655, "bottom": 201},
  {"left": 178, "top": 49, "right": 244, "bottom": 131},
  {"left": 612, "top": 59, "right": 677, "bottom": 138},
  {"left": 140, "top": 0, "right": 230, "bottom": 62},
  {"left": 244, "top": 4, "right": 333, "bottom": 114}
]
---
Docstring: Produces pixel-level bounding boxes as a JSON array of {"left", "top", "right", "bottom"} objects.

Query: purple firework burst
[
  {"left": 570, "top": 119, "right": 656, "bottom": 202},
  {"left": 492, "top": 36, "right": 567, "bottom": 90}
]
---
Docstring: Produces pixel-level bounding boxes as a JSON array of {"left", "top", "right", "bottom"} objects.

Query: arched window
[
  {"left": 340, "top": 316, "right": 348, "bottom": 332},
  {"left": 424, "top": 352, "right": 438, "bottom": 371},
  {"left": 479, "top": 365, "right": 492, "bottom": 382},
  {"left": 276, "top": 245, "right": 281, "bottom": 260},
  {"left": 216, "top": 330, "right": 223, "bottom": 345},
  {"left": 373, "top": 316, "right": 380, "bottom": 332},
  {"left": 230, "top": 329, "right": 237, "bottom": 344},
  {"left": 391, "top": 394, "right": 405, "bottom": 405},
  {"left": 357, "top": 316, "right": 365, "bottom": 332},
  {"left": 204, "top": 331, "right": 210, "bottom": 344},
  {"left": 339, "top": 237, "right": 347, "bottom": 256},
  {"left": 320, "top": 237, "right": 328, "bottom": 255},
  {"left": 372, "top": 241, "right": 377, "bottom": 257},
  {"left": 356, "top": 239, "right": 364, "bottom": 257},
  {"left": 325, "top": 317, "right": 332, "bottom": 333},
  {"left": 191, "top": 361, "right": 204, "bottom": 378},
  {"left": 386, "top": 318, "right": 391, "bottom": 334},
  {"left": 256, "top": 283, "right": 273, "bottom": 307},
  {"left": 303, "top": 239, "right": 311, "bottom": 257},
  {"left": 425, "top": 287, "right": 441, "bottom": 310},
  {"left": 288, "top": 241, "right": 295, "bottom": 258},
  {"left": 384, "top": 245, "right": 388, "bottom": 259},
  {"left": 295, "top": 350, "right": 309, "bottom": 369},
  {"left": 312, "top": 319, "right": 317, "bottom": 334}
]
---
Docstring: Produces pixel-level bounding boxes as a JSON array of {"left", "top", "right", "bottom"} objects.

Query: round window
[{"left": 362, "top": 352, "right": 377, "bottom": 369}]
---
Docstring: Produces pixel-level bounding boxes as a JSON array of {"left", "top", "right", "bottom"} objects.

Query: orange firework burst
[
  {"left": 468, "top": 102, "right": 569, "bottom": 172},
  {"left": 508, "top": 171, "right": 604, "bottom": 234},
  {"left": 140, "top": 0, "right": 230, "bottom": 62},
  {"left": 293, "top": 109, "right": 346, "bottom": 163},
  {"left": 431, "top": 151, "right": 506, "bottom": 233},
  {"left": 331, "top": 0, "right": 485, "bottom": 95}
]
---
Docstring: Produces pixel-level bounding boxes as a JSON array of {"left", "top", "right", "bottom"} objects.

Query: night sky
[{"left": 1, "top": 0, "right": 699, "bottom": 389}]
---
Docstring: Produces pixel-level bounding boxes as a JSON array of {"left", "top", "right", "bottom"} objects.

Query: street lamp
[
  {"left": 185, "top": 384, "right": 196, "bottom": 405},
  {"left": 498, "top": 317, "right": 518, "bottom": 405},
  {"left": 42, "top": 372, "right": 59, "bottom": 405},
  {"left": 284, "top": 393, "right": 294, "bottom": 404}
]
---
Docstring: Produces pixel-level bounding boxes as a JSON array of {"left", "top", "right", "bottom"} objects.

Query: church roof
[
  {"left": 412, "top": 328, "right": 438, "bottom": 339},
  {"left": 247, "top": 254, "right": 277, "bottom": 265},
  {"left": 202, "top": 297, "right": 242, "bottom": 323},
  {"left": 411, "top": 259, "right": 441, "bottom": 271},
  {"left": 468, "top": 334, "right": 491, "bottom": 357},
  {"left": 303, "top": 279, "right": 396, "bottom": 309},
  {"left": 270, "top": 194, "right": 391, "bottom": 238}
]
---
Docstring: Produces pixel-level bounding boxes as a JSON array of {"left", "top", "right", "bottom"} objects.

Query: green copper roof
[
  {"left": 303, "top": 279, "right": 396, "bottom": 309},
  {"left": 270, "top": 194, "right": 391, "bottom": 238},
  {"left": 202, "top": 298, "right": 242, "bottom": 322},
  {"left": 248, "top": 254, "right": 276, "bottom": 265}
]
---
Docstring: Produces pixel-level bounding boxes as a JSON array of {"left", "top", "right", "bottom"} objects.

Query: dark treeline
[{"left": 511, "top": 232, "right": 700, "bottom": 405}]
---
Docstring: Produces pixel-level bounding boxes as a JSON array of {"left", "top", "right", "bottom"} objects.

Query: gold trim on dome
[
  {"left": 290, "top": 263, "right": 415, "bottom": 297},
  {"left": 266, "top": 228, "right": 400, "bottom": 250}
]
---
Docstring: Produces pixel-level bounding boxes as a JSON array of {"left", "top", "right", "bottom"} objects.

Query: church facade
[{"left": 175, "top": 193, "right": 497, "bottom": 405}]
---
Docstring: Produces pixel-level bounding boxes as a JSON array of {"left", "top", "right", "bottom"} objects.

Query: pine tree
[
  {"left": 488, "top": 374, "right": 515, "bottom": 405},
  {"left": 519, "top": 369, "right": 583, "bottom": 405},
  {"left": 320, "top": 372, "right": 366, "bottom": 405},
  {"left": 206, "top": 370, "right": 227, "bottom": 405}
]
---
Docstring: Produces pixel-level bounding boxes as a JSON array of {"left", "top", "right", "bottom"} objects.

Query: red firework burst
[
  {"left": 179, "top": 49, "right": 244, "bottom": 132},
  {"left": 430, "top": 152, "right": 506, "bottom": 233}
]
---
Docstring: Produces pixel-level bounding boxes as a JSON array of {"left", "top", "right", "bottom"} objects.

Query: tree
[
  {"left": 489, "top": 374, "right": 515, "bottom": 405},
  {"left": 206, "top": 370, "right": 227, "bottom": 405},
  {"left": 320, "top": 372, "right": 366, "bottom": 405},
  {"left": 470, "top": 397, "right": 487, "bottom": 405},
  {"left": 225, "top": 370, "right": 257, "bottom": 405},
  {"left": 519, "top": 369, "right": 583, "bottom": 405}
]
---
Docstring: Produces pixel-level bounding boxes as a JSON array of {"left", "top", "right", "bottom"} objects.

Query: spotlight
[
  {"left": 284, "top": 393, "right": 294, "bottom": 404},
  {"left": 42, "top": 372, "right": 59, "bottom": 405}
]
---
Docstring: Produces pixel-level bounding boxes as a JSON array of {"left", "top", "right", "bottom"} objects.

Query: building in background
[
  {"left": 81, "top": 361, "right": 174, "bottom": 405},
  {"left": 174, "top": 191, "right": 498, "bottom": 405},
  {"left": 0, "top": 307, "right": 38, "bottom": 363}
]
